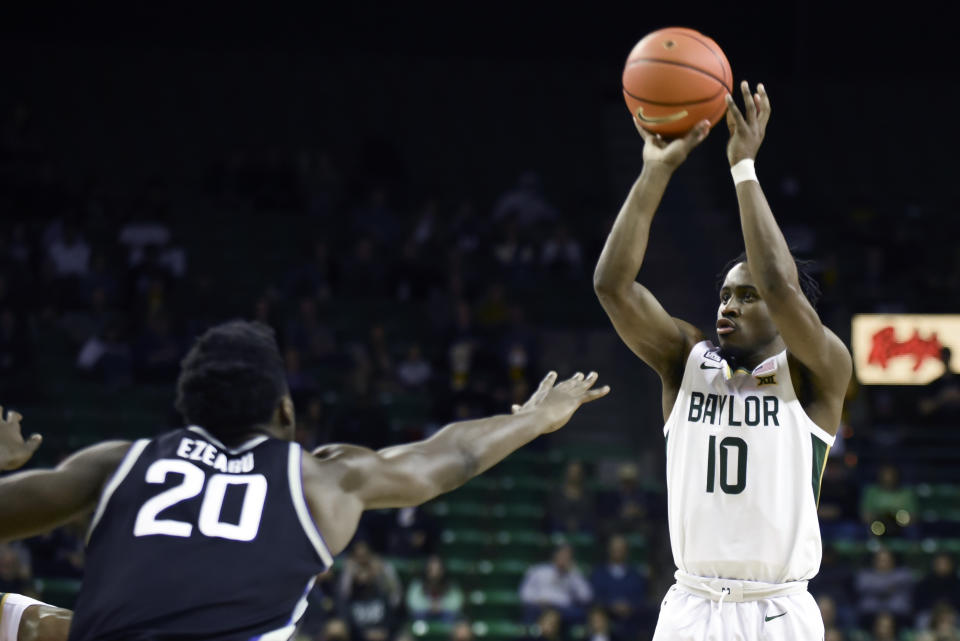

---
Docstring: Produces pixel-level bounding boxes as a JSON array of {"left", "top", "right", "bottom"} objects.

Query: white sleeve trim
[
  {"left": 1, "top": 593, "right": 48, "bottom": 641},
  {"left": 287, "top": 443, "right": 334, "bottom": 568},
  {"left": 86, "top": 439, "right": 149, "bottom": 543},
  {"left": 810, "top": 423, "right": 837, "bottom": 447}
]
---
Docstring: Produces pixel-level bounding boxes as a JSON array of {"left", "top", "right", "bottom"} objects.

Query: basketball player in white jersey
[
  {"left": 593, "top": 82, "right": 852, "bottom": 640},
  {"left": 0, "top": 409, "right": 72, "bottom": 641}
]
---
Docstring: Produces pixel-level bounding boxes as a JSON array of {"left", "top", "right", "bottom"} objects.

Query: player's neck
[{"left": 721, "top": 336, "right": 786, "bottom": 371}]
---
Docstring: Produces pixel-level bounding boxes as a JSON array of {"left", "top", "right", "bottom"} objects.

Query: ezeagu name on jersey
[{"left": 175, "top": 436, "right": 256, "bottom": 474}]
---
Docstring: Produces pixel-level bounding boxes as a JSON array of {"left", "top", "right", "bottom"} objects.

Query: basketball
[{"left": 622, "top": 27, "right": 733, "bottom": 138}]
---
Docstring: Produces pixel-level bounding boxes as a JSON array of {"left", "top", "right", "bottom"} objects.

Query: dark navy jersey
[{"left": 68, "top": 426, "right": 333, "bottom": 641}]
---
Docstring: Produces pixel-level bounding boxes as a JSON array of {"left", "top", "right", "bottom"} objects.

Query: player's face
[{"left": 716, "top": 263, "right": 779, "bottom": 356}]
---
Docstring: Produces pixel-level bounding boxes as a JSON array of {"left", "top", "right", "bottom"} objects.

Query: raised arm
[
  {"left": 724, "top": 82, "right": 852, "bottom": 427},
  {"left": 593, "top": 120, "right": 710, "bottom": 390},
  {"left": 0, "top": 412, "right": 130, "bottom": 541},
  {"left": 302, "top": 371, "right": 610, "bottom": 554}
]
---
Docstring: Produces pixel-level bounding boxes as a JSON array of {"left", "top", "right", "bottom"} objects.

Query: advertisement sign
[{"left": 852, "top": 314, "right": 959, "bottom": 385}]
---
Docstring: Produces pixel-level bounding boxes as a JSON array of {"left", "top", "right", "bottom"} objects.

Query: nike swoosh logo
[
  {"left": 636, "top": 106, "right": 689, "bottom": 124},
  {"left": 700, "top": 363, "right": 722, "bottom": 370},
  {"left": 765, "top": 613, "right": 787, "bottom": 622}
]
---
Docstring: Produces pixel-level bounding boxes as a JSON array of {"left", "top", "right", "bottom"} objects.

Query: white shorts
[{"left": 652, "top": 580, "right": 824, "bottom": 641}]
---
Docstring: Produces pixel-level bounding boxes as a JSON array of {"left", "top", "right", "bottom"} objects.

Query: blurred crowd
[{"left": 2, "top": 91, "right": 960, "bottom": 641}]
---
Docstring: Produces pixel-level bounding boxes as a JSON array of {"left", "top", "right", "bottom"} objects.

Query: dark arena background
[{"left": 1, "top": 3, "right": 959, "bottom": 640}]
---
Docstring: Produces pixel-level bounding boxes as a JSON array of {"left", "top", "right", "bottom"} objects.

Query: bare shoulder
[{"left": 300, "top": 444, "right": 375, "bottom": 555}]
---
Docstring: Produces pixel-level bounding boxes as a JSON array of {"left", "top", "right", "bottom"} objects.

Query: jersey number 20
[
  {"left": 705, "top": 435, "right": 747, "bottom": 494},
  {"left": 133, "top": 459, "right": 267, "bottom": 541}
]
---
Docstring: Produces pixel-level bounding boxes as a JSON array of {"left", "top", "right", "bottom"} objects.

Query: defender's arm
[
  {"left": 302, "top": 371, "right": 609, "bottom": 554},
  {"left": 0, "top": 441, "right": 131, "bottom": 542}
]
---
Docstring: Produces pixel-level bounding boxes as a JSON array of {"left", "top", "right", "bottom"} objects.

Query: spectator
[
  {"left": 386, "top": 506, "right": 439, "bottom": 558},
  {"left": 449, "top": 620, "right": 473, "bottom": 641},
  {"left": 917, "top": 603, "right": 960, "bottom": 641},
  {"left": 586, "top": 607, "right": 614, "bottom": 641},
  {"left": 918, "top": 348, "right": 960, "bottom": 424},
  {"left": 860, "top": 464, "right": 919, "bottom": 538},
  {"left": 523, "top": 608, "right": 563, "bottom": 641},
  {"left": 824, "top": 628, "right": 845, "bottom": 641},
  {"left": 541, "top": 224, "right": 583, "bottom": 278},
  {"left": 498, "top": 305, "right": 537, "bottom": 386},
  {"left": 817, "top": 594, "right": 853, "bottom": 640},
  {"left": 590, "top": 534, "right": 645, "bottom": 637},
  {"left": 26, "top": 523, "right": 84, "bottom": 579},
  {"left": 855, "top": 549, "right": 915, "bottom": 628},
  {"left": 818, "top": 458, "right": 862, "bottom": 541},
  {"left": 872, "top": 612, "right": 898, "bottom": 641},
  {"left": 300, "top": 569, "right": 341, "bottom": 639},
  {"left": 338, "top": 563, "right": 396, "bottom": 641},
  {"left": 915, "top": 553, "right": 960, "bottom": 617},
  {"left": 285, "top": 297, "right": 337, "bottom": 366},
  {"left": 396, "top": 344, "right": 433, "bottom": 389},
  {"left": 0, "top": 542, "right": 34, "bottom": 595},
  {"left": 519, "top": 543, "right": 592, "bottom": 625},
  {"left": 284, "top": 239, "right": 337, "bottom": 301},
  {"left": 338, "top": 541, "right": 402, "bottom": 612},
  {"left": 601, "top": 463, "right": 649, "bottom": 536},
  {"left": 47, "top": 221, "right": 91, "bottom": 278},
  {"left": 405, "top": 555, "right": 464, "bottom": 622},
  {"left": 340, "top": 236, "right": 389, "bottom": 298},
  {"left": 117, "top": 211, "right": 172, "bottom": 258},
  {"left": 810, "top": 545, "right": 857, "bottom": 628},
  {"left": 547, "top": 460, "right": 595, "bottom": 534},
  {"left": 319, "top": 618, "right": 350, "bottom": 641},
  {"left": 133, "top": 313, "right": 183, "bottom": 382},
  {"left": 474, "top": 283, "right": 510, "bottom": 332},
  {"left": 76, "top": 319, "right": 134, "bottom": 387},
  {"left": 492, "top": 171, "right": 558, "bottom": 229}
]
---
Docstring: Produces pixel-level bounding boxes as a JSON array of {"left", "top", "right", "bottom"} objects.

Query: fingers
[
  {"left": 681, "top": 120, "right": 711, "bottom": 150},
  {"left": 633, "top": 117, "right": 651, "bottom": 140},
  {"left": 583, "top": 386, "right": 612, "bottom": 402},
  {"left": 739, "top": 80, "right": 756, "bottom": 124},
  {"left": 531, "top": 371, "right": 557, "bottom": 404},
  {"left": 757, "top": 82, "right": 771, "bottom": 129},
  {"left": 724, "top": 93, "right": 748, "bottom": 131},
  {"left": 25, "top": 433, "right": 42, "bottom": 454}
]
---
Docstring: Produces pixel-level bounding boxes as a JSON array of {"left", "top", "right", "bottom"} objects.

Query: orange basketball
[{"left": 622, "top": 27, "right": 733, "bottom": 138}]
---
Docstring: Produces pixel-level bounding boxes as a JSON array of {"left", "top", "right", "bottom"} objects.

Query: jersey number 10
[
  {"left": 133, "top": 459, "right": 267, "bottom": 542},
  {"left": 705, "top": 435, "right": 748, "bottom": 494}
]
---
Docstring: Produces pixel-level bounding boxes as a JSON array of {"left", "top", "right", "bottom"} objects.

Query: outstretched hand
[
  {"left": 635, "top": 118, "right": 711, "bottom": 172},
  {"left": 511, "top": 371, "right": 610, "bottom": 434},
  {"left": 725, "top": 81, "right": 771, "bottom": 166},
  {"left": 0, "top": 406, "right": 42, "bottom": 471}
]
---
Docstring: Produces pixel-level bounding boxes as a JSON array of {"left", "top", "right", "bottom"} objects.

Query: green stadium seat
[
  {"left": 35, "top": 578, "right": 82, "bottom": 609},
  {"left": 468, "top": 589, "right": 521, "bottom": 619},
  {"left": 410, "top": 620, "right": 454, "bottom": 641}
]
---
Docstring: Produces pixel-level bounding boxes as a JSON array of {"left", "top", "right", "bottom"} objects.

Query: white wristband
[{"left": 731, "top": 158, "right": 758, "bottom": 185}]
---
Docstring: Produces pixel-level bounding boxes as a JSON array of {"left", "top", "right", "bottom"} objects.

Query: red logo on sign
[{"left": 868, "top": 327, "right": 943, "bottom": 371}]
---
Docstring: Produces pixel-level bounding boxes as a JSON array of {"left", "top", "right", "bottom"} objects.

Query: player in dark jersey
[{"left": 0, "top": 321, "right": 609, "bottom": 641}]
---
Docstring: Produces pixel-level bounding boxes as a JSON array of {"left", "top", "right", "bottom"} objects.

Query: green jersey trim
[{"left": 811, "top": 434, "right": 830, "bottom": 507}]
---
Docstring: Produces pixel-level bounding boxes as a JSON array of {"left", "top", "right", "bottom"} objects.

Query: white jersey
[{"left": 663, "top": 340, "right": 834, "bottom": 584}]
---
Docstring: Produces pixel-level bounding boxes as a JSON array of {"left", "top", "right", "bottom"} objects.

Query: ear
[{"left": 279, "top": 395, "right": 295, "bottom": 427}]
